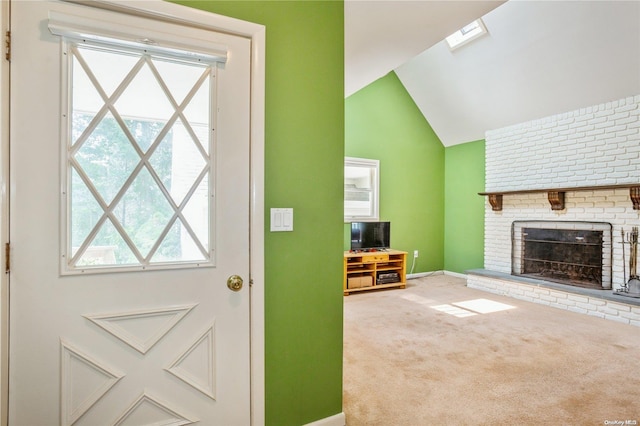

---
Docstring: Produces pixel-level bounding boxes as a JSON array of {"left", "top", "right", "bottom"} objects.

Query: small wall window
[{"left": 344, "top": 157, "right": 379, "bottom": 221}]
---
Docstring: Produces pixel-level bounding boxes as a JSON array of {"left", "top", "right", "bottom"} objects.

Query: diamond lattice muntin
[{"left": 68, "top": 43, "right": 213, "bottom": 269}]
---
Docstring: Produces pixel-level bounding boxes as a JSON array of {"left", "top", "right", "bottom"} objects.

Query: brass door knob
[{"left": 227, "top": 275, "right": 243, "bottom": 292}]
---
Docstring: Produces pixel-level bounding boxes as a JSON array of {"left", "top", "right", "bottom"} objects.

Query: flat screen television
[{"left": 350, "top": 221, "right": 390, "bottom": 250}]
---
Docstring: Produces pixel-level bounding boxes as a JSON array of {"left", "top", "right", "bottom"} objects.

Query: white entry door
[{"left": 9, "top": 1, "right": 252, "bottom": 424}]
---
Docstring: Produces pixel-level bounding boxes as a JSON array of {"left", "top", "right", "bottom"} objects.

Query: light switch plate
[{"left": 270, "top": 208, "right": 293, "bottom": 232}]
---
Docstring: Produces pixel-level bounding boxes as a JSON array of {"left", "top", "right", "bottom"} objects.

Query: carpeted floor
[{"left": 343, "top": 274, "right": 640, "bottom": 425}]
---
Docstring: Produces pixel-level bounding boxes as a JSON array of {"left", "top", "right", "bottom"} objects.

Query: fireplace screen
[{"left": 512, "top": 221, "right": 612, "bottom": 290}]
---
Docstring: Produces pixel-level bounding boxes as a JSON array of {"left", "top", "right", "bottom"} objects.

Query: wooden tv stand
[{"left": 343, "top": 249, "right": 407, "bottom": 295}]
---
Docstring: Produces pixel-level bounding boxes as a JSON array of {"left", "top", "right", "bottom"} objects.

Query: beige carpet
[{"left": 343, "top": 274, "right": 640, "bottom": 425}]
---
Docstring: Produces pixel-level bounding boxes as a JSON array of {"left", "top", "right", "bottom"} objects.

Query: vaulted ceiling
[{"left": 345, "top": 0, "right": 640, "bottom": 147}]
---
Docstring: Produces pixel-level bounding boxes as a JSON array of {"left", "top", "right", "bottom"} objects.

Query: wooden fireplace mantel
[{"left": 479, "top": 183, "right": 640, "bottom": 212}]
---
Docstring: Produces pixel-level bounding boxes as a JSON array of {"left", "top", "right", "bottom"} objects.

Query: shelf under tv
[{"left": 343, "top": 249, "right": 407, "bottom": 295}]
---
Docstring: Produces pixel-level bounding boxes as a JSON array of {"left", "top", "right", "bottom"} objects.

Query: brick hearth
[{"left": 467, "top": 269, "right": 640, "bottom": 327}]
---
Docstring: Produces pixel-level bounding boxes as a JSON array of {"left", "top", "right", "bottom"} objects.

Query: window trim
[{"left": 48, "top": 10, "right": 228, "bottom": 64}]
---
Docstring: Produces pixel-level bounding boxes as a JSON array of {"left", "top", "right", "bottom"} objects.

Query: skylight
[{"left": 445, "top": 18, "right": 488, "bottom": 51}]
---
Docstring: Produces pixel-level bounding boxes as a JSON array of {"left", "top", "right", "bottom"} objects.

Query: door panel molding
[
  {"left": 84, "top": 304, "right": 198, "bottom": 354},
  {"left": 112, "top": 391, "right": 196, "bottom": 426},
  {"left": 60, "top": 340, "right": 125, "bottom": 426},
  {"left": 165, "top": 322, "right": 216, "bottom": 400}
]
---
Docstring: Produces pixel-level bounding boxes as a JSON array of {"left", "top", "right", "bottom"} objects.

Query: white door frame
[
  {"left": 0, "top": 1, "right": 265, "bottom": 425},
  {"left": 0, "top": 1, "right": 9, "bottom": 425}
]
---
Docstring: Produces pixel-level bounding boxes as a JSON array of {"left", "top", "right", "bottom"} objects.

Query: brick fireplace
[{"left": 467, "top": 95, "right": 640, "bottom": 326}]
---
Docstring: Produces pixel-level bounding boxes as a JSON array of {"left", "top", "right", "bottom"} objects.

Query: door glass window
[{"left": 64, "top": 41, "right": 214, "bottom": 272}]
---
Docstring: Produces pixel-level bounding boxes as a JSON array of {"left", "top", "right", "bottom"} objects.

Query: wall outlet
[{"left": 413, "top": 250, "right": 419, "bottom": 258}]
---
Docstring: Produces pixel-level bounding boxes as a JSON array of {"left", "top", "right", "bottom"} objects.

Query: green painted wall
[
  {"left": 345, "top": 73, "right": 486, "bottom": 276},
  {"left": 174, "top": 2, "right": 344, "bottom": 425},
  {"left": 444, "top": 140, "right": 486, "bottom": 273},
  {"left": 344, "top": 73, "right": 445, "bottom": 273}
]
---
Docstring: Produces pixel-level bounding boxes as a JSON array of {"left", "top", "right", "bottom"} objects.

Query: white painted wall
[{"left": 396, "top": 1, "right": 640, "bottom": 146}]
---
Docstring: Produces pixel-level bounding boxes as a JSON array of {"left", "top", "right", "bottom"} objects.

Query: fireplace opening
[
  {"left": 523, "top": 228, "right": 603, "bottom": 287},
  {"left": 512, "top": 221, "right": 612, "bottom": 290}
]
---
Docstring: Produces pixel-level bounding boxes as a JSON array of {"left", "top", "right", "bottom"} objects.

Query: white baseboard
[
  {"left": 304, "top": 412, "right": 346, "bottom": 426},
  {"left": 443, "top": 270, "right": 468, "bottom": 279},
  {"left": 407, "top": 270, "right": 443, "bottom": 279},
  {"left": 407, "top": 270, "right": 468, "bottom": 280}
]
